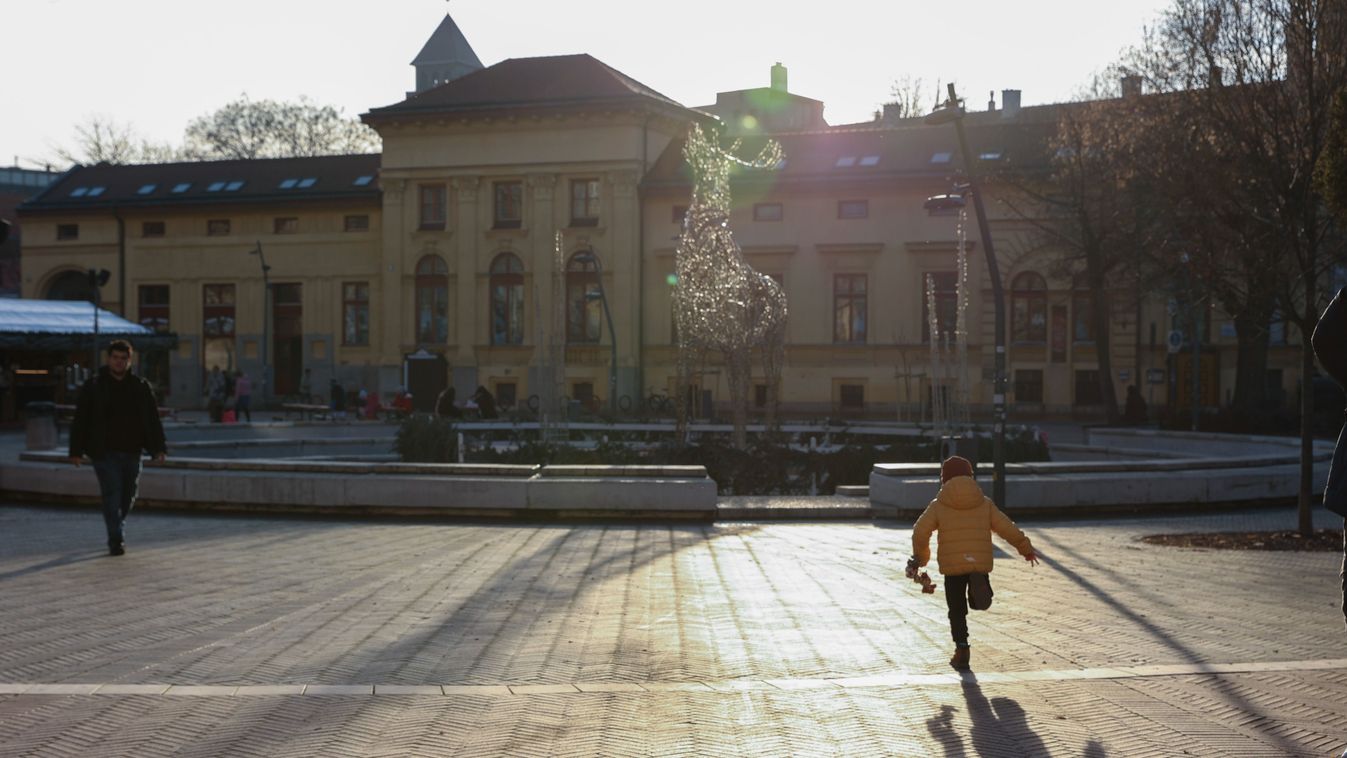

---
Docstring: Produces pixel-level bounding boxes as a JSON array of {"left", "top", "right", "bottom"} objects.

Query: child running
[{"left": 912, "top": 455, "right": 1039, "bottom": 671}]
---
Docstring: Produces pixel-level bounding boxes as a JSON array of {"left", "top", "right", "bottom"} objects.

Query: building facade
[{"left": 16, "top": 16, "right": 1308, "bottom": 418}]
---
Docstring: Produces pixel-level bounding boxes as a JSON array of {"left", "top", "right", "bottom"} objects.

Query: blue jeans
[{"left": 92, "top": 452, "right": 142, "bottom": 547}]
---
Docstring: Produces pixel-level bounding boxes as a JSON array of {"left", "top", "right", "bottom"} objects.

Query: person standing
[
  {"left": 234, "top": 371, "right": 252, "bottom": 423},
  {"left": 206, "top": 366, "right": 226, "bottom": 423},
  {"left": 67, "top": 340, "right": 167, "bottom": 556},
  {"left": 1311, "top": 286, "right": 1347, "bottom": 633}
]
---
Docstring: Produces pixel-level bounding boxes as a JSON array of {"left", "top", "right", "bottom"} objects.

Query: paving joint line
[{"left": 3, "top": 658, "right": 1344, "bottom": 697}]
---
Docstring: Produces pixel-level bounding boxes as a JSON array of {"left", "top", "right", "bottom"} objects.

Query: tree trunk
[
  {"left": 1090, "top": 273, "right": 1120, "bottom": 423},
  {"left": 1230, "top": 297, "right": 1273, "bottom": 416}
]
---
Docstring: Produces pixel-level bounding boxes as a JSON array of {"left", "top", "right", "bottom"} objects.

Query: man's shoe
[
  {"left": 109, "top": 543, "right": 125, "bottom": 556},
  {"left": 950, "top": 647, "right": 971, "bottom": 671}
]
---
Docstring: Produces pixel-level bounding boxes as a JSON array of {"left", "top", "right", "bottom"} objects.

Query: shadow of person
[
  {"left": 925, "top": 704, "right": 967, "bottom": 758},
  {"left": 961, "top": 677, "right": 1051, "bottom": 757},
  {"left": 0, "top": 551, "right": 104, "bottom": 582},
  {"left": 1083, "top": 738, "right": 1107, "bottom": 757}
]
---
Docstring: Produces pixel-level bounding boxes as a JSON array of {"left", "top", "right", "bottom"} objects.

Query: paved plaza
[{"left": 0, "top": 503, "right": 1344, "bottom": 756}]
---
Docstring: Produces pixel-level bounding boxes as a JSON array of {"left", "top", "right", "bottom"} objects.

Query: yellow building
[{"left": 16, "top": 17, "right": 1307, "bottom": 418}]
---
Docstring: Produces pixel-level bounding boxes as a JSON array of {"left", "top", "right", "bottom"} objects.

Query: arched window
[
  {"left": 44, "top": 270, "right": 95, "bottom": 301},
  {"left": 1011, "top": 271, "right": 1047, "bottom": 343},
  {"left": 415, "top": 255, "right": 449, "bottom": 344},
  {"left": 566, "top": 251, "right": 601, "bottom": 344},
  {"left": 1072, "top": 273, "right": 1097, "bottom": 343},
  {"left": 489, "top": 253, "right": 524, "bottom": 346}
]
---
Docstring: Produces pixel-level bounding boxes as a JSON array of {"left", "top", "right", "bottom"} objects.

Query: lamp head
[
  {"left": 924, "top": 103, "right": 965, "bottom": 126},
  {"left": 923, "top": 194, "right": 967, "bottom": 213}
]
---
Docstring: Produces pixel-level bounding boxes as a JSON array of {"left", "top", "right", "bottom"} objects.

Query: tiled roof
[
  {"left": 367, "top": 54, "right": 688, "bottom": 118},
  {"left": 18, "top": 154, "right": 381, "bottom": 213},
  {"left": 412, "top": 13, "right": 483, "bottom": 68},
  {"left": 643, "top": 106, "right": 1060, "bottom": 189}
]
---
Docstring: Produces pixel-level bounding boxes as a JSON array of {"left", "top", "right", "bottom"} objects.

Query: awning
[{"left": 0, "top": 299, "right": 177, "bottom": 351}]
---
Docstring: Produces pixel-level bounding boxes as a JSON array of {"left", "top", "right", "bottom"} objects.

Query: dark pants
[
  {"left": 236, "top": 395, "right": 251, "bottom": 423},
  {"left": 944, "top": 573, "right": 993, "bottom": 646},
  {"left": 1341, "top": 519, "right": 1346, "bottom": 633},
  {"left": 92, "top": 451, "right": 142, "bottom": 548}
]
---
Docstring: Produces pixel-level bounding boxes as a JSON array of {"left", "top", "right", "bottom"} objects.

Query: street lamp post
[
  {"left": 575, "top": 251, "right": 618, "bottom": 415},
  {"left": 925, "top": 82, "right": 1009, "bottom": 508},
  {"left": 250, "top": 242, "right": 271, "bottom": 406},
  {"left": 87, "top": 268, "right": 111, "bottom": 371}
]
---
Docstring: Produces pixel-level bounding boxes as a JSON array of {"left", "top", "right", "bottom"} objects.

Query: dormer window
[
  {"left": 279, "top": 178, "right": 299, "bottom": 189},
  {"left": 137, "top": 184, "right": 157, "bottom": 195},
  {"left": 297, "top": 177, "right": 317, "bottom": 188},
  {"left": 207, "top": 181, "right": 226, "bottom": 192},
  {"left": 172, "top": 182, "right": 191, "bottom": 193},
  {"left": 859, "top": 155, "right": 881, "bottom": 166},
  {"left": 835, "top": 156, "right": 857, "bottom": 168},
  {"left": 930, "top": 152, "right": 953, "bottom": 164}
]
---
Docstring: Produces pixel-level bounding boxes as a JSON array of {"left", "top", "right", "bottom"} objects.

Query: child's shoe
[{"left": 950, "top": 646, "right": 971, "bottom": 671}]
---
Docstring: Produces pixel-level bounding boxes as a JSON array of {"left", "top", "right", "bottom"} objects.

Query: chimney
[
  {"left": 1121, "top": 75, "right": 1143, "bottom": 98},
  {"left": 771, "top": 62, "right": 787, "bottom": 93},
  {"left": 882, "top": 102, "right": 903, "bottom": 122},
  {"left": 988, "top": 90, "right": 996, "bottom": 112},
  {"left": 1000, "top": 89, "right": 1021, "bottom": 119}
]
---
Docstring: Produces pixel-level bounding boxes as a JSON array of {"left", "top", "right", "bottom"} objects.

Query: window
[
  {"left": 137, "top": 184, "right": 157, "bottom": 195},
  {"left": 833, "top": 274, "right": 867, "bottom": 344},
  {"left": 570, "top": 179, "right": 600, "bottom": 226},
  {"left": 56, "top": 223, "right": 78, "bottom": 240},
  {"left": 672, "top": 205, "right": 688, "bottom": 224},
  {"left": 87, "top": 186, "right": 105, "bottom": 197},
  {"left": 835, "top": 156, "right": 857, "bottom": 167},
  {"left": 1011, "top": 272, "right": 1047, "bottom": 343},
  {"left": 138, "top": 285, "right": 170, "bottom": 332},
  {"left": 931, "top": 152, "right": 953, "bottom": 164},
  {"left": 493, "top": 181, "right": 523, "bottom": 229},
  {"left": 171, "top": 182, "right": 191, "bottom": 193},
  {"left": 279, "top": 178, "right": 298, "bottom": 189},
  {"left": 203, "top": 283, "right": 236, "bottom": 377},
  {"left": 754, "top": 384, "right": 768, "bottom": 408},
  {"left": 225, "top": 180, "right": 244, "bottom": 191},
  {"left": 344, "top": 214, "right": 369, "bottom": 232},
  {"left": 415, "top": 255, "right": 449, "bottom": 344},
  {"left": 859, "top": 155, "right": 881, "bottom": 166},
  {"left": 297, "top": 177, "right": 317, "bottom": 188},
  {"left": 419, "top": 184, "right": 446, "bottom": 230},
  {"left": 69, "top": 187, "right": 88, "bottom": 198},
  {"left": 753, "top": 202, "right": 783, "bottom": 222},
  {"left": 495, "top": 382, "right": 517, "bottom": 409},
  {"left": 922, "top": 272, "right": 958, "bottom": 343},
  {"left": 1014, "top": 369, "right": 1044, "bottom": 403},
  {"left": 207, "top": 181, "right": 226, "bottom": 192},
  {"left": 572, "top": 382, "right": 595, "bottom": 405},
  {"left": 1075, "top": 369, "right": 1102, "bottom": 405},
  {"left": 566, "top": 251, "right": 602, "bottom": 343},
  {"left": 838, "top": 199, "right": 869, "bottom": 219},
  {"left": 342, "top": 282, "right": 370, "bottom": 346},
  {"left": 207, "top": 219, "right": 231, "bottom": 236},
  {"left": 142, "top": 221, "right": 165, "bottom": 238},
  {"left": 274, "top": 217, "right": 298, "bottom": 234},
  {"left": 839, "top": 383, "right": 865, "bottom": 409},
  {"left": 353, "top": 175, "right": 374, "bottom": 187},
  {"left": 489, "top": 253, "right": 525, "bottom": 346},
  {"left": 1073, "top": 293, "right": 1096, "bottom": 342}
]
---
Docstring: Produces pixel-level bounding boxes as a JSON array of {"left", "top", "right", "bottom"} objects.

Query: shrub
[{"left": 393, "top": 415, "right": 458, "bottom": 463}]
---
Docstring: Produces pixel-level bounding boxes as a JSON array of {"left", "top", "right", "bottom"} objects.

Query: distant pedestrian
[
  {"left": 436, "top": 386, "right": 462, "bottom": 419},
  {"left": 206, "top": 366, "right": 226, "bottom": 423},
  {"left": 911, "top": 456, "right": 1039, "bottom": 671},
  {"left": 1123, "top": 384, "right": 1148, "bottom": 425},
  {"left": 330, "top": 378, "right": 346, "bottom": 419},
  {"left": 67, "top": 340, "right": 167, "bottom": 556},
  {"left": 1311, "top": 286, "right": 1347, "bottom": 634},
  {"left": 234, "top": 371, "right": 252, "bottom": 423},
  {"left": 473, "top": 385, "right": 498, "bottom": 420}
]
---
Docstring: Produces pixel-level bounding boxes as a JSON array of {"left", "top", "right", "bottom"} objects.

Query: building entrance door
[{"left": 272, "top": 284, "right": 302, "bottom": 397}]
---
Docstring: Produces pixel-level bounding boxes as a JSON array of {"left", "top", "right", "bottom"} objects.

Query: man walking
[
  {"left": 68, "top": 340, "right": 167, "bottom": 556},
  {"left": 1312, "top": 286, "right": 1347, "bottom": 633}
]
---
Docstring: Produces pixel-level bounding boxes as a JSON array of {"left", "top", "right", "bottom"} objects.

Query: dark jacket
[
  {"left": 1312, "top": 287, "right": 1347, "bottom": 517},
  {"left": 68, "top": 367, "right": 167, "bottom": 460}
]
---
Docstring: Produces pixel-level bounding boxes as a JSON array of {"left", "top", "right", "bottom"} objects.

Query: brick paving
[{"left": 0, "top": 503, "right": 1344, "bottom": 756}]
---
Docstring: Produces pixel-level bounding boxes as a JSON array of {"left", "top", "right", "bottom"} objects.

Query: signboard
[
  {"left": 1146, "top": 367, "right": 1165, "bottom": 385},
  {"left": 1118, "top": 369, "right": 1130, "bottom": 383},
  {"left": 1167, "top": 330, "right": 1184, "bottom": 354}
]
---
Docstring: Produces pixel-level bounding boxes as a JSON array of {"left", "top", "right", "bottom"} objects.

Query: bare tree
[
  {"left": 882, "top": 75, "right": 942, "bottom": 120},
  {"left": 53, "top": 116, "right": 177, "bottom": 166},
  {"left": 1319, "top": 88, "right": 1347, "bottom": 219},
  {"left": 182, "top": 95, "right": 380, "bottom": 160},
  {"left": 1127, "top": 0, "right": 1347, "bottom": 534}
]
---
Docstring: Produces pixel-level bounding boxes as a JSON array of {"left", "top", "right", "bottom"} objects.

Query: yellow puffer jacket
[{"left": 912, "top": 476, "right": 1034, "bottom": 575}]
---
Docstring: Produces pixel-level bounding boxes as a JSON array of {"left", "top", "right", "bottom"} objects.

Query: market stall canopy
[{"left": 0, "top": 299, "right": 177, "bottom": 351}]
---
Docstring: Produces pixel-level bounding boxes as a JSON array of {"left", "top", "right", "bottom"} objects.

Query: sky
[{"left": 4, "top": 0, "right": 1173, "bottom": 170}]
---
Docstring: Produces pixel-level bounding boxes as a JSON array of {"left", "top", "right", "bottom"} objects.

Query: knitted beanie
[{"left": 940, "top": 455, "right": 974, "bottom": 483}]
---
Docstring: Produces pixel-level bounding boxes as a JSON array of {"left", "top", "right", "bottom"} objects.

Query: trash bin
[{"left": 24, "top": 401, "right": 58, "bottom": 451}]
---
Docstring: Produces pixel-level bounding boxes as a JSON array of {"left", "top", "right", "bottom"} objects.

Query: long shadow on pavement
[
  {"left": 0, "top": 551, "right": 104, "bottom": 582},
  {"left": 922, "top": 676, "right": 1050, "bottom": 758},
  {"left": 1033, "top": 531, "right": 1302, "bottom": 755}
]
